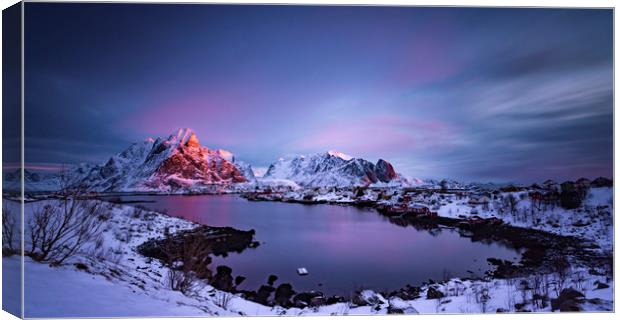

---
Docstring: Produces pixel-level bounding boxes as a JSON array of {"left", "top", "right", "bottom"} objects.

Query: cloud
[{"left": 286, "top": 115, "right": 463, "bottom": 160}]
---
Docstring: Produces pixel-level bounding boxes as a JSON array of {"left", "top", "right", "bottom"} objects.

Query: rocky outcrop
[
  {"left": 426, "top": 286, "right": 445, "bottom": 299},
  {"left": 211, "top": 266, "right": 234, "bottom": 291},
  {"left": 375, "top": 159, "right": 397, "bottom": 182},
  {"left": 551, "top": 288, "right": 585, "bottom": 311},
  {"left": 137, "top": 225, "right": 258, "bottom": 261}
]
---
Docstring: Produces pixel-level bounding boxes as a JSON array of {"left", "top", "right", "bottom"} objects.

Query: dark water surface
[{"left": 109, "top": 195, "right": 520, "bottom": 295}]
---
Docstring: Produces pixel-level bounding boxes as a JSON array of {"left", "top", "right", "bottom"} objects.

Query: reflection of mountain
[{"left": 262, "top": 151, "right": 408, "bottom": 187}]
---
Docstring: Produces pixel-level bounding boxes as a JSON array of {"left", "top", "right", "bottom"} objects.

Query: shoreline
[
  {"left": 5, "top": 186, "right": 614, "bottom": 314},
  {"left": 98, "top": 190, "right": 612, "bottom": 300}
]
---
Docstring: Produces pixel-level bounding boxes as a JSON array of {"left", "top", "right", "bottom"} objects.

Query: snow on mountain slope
[
  {"left": 262, "top": 151, "right": 408, "bottom": 187},
  {"left": 63, "top": 128, "right": 252, "bottom": 192},
  {"left": 3, "top": 169, "right": 59, "bottom": 192},
  {"left": 6, "top": 131, "right": 415, "bottom": 193},
  {"left": 3, "top": 164, "right": 99, "bottom": 192}
]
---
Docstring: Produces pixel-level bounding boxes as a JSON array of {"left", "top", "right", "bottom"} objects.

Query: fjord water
[{"left": 114, "top": 195, "right": 519, "bottom": 295}]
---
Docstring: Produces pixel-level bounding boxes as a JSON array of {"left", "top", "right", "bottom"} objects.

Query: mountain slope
[
  {"left": 262, "top": 151, "right": 407, "bottom": 187},
  {"left": 72, "top": 129, "right": 254, "bottom": 192}
]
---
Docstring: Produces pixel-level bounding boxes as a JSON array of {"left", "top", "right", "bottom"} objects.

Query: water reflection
[{"left": 107, "top": 194, "right": 520, "bottom": 296}]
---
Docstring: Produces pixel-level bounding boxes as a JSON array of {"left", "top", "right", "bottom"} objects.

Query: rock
[
  {"left": 387, "top": 306, "right": 404, "bottom": 314},
  {"left": 211, "top": 265, "right": 233, "bottom": 291},
  {"left": 426, "top": 286, "right": 445, "bottom": 300},
  {"left": 390, "top": 285, "right": 421, "bottom": 300},
  {"left": 310, "top": 295, "right": 327, "bottom": 307},
  {"left": 234, "top": 276, "right": 246, "bottom": 286},
  {"left": 353, "top": 290, "right": 385, "bottom": 306},
  {"left": 293, "top": 291, "right": 324, "bottom": 308},
  {"left": 267, "top": 275, "right": 278, "bottom": 286},
  {"left": 238, "top": 289, "right": 257, "bottom": 301},
  {"left": 326, "top": 295, "right": 346, "bottom": 304},
  {"left": 551, "top": 288, "right": 585, "bottom": 312},
  {"left": 595, "top": 281, "right": 610, "bottom": 290},
  {"left": 255, "top": 285, "right": 275, "bottom": 305},
  {"left": 74, "top": 262, "right": 89, "bottom": 271},
  {"left": 274, "top": 283, "right": 295, "bottom": 307},
  {"left": 351, "top": 293, "right": 369, "bottom": 306},
  {"left": 387, "top": 305, "right": 419, "bottom": 314}
]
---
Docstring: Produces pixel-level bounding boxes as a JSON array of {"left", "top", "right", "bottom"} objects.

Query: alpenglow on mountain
[
  {"left": 73, "top": 128, "right": 255, "bottom": 192},
  {"left": 262, "top": 151, "right": 407, "bottom": 187}
]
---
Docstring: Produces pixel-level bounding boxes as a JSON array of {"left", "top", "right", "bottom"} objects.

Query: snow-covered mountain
[
  {"left": 3, "top": 129, "right": 255, "bottom": 193},
  {"left": 262, "top": 151, "right": 408, "bottom": 187},
  {"left": 73, "top": 128, "right": 255, "bottom": 192},
  {"left": 6, "top": 131, "right": 415, "bottom": 192},
  {"left": 4, "top": 169, "right": 59, "bottom": 192}
]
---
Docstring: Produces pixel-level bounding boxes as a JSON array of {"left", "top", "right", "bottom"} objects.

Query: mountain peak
[
  {"left": 168, "top": 128, "right": 195, "bottom": 145},
  {"left": 185, "top": 132, "right": 201, "bottom": 148},
  {"left": 326, "top": 150, "right": 353, "bottom": 161}
]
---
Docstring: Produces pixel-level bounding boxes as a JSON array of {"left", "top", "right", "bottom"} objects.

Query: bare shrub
[
  {"left": 504, "top": 281, "right": 516, "bottom": 312},
  {"left": 475, "top": 285, "right": 491, "bottom": 313},
  {"left": 502, "top": 194, "right": 520, "bottom": 221},
  {"left": 518, "top": 279, "right": 531, "bottom": 305},
  {"left": 163, "top": 234, "right": 212, "bottom": 295},
  {"left": 531, "top": 274, "right": 546, "bottom": 310},
  {"left": 573, "top": 271, "right": 585, "bottom": 290},
  {"left": 132, "top": 207, "right": 143, "bottom": 219},
  {"left": 27, "top": 199, "right": 105, "bottom": 264},
  {"left": 105, "top": 245, "right": 125, "bottom": 265},
  {"left": 86, "top": 234, "right": 107, "bottom": 261},
  {"left": 442, "top": 268, "right": 453, "bottom": 282},
  {"left": 2, "top": 207, "right": 17, "bottom": 254},
  {"left": 551, "top": 256, "right": 571, "bottom": 296},
  {"left": 214, "top": 291, "right": 234, "bottom": 310},
  {"left": 338, "top": 301, "right": 352, "bottom": 315},
  {"left": 114, "top": 229, "right": 132, "bottom": 243}
]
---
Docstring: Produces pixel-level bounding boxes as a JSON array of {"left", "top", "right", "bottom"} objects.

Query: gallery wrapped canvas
[{"left": 1, "top": 2, "right": 614, "bottom": 318}]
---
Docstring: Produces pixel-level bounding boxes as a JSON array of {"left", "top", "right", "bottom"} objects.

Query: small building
[
  {"left": 468, "top": 195, "right": 490, "bottom": 205},
  {"left": 409, "top": 203, "right": 431, "bottom": 214},
  {"left": 529, "top": 191, "right": 544, "bottom": 201}
]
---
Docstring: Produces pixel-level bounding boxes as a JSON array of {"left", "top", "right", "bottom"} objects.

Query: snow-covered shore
[
  {"left": 2, "top": 190, "right": 614, "bottom": 317},
  {"left": 246, "top": 186, "right": 613, "bottom": 252}
]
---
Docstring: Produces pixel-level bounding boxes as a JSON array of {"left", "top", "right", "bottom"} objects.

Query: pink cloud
[
  {"left": 116, "top": 87, "right": 267, "bottom": 146},
  {"left": 289, "top": 115, "right": 460, "bottom": 158},
  {"left": 5, "top": 163, "right": 67, "bottom": 172}
]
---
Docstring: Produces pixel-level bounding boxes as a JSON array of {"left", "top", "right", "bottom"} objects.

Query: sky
[{"left": 22, "top": 4, "right": 612, "bottom": 183}]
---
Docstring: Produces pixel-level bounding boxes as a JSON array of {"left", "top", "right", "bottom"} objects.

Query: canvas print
[{"left": 1, "top": 3, "right": 614, "bottom": 318}]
